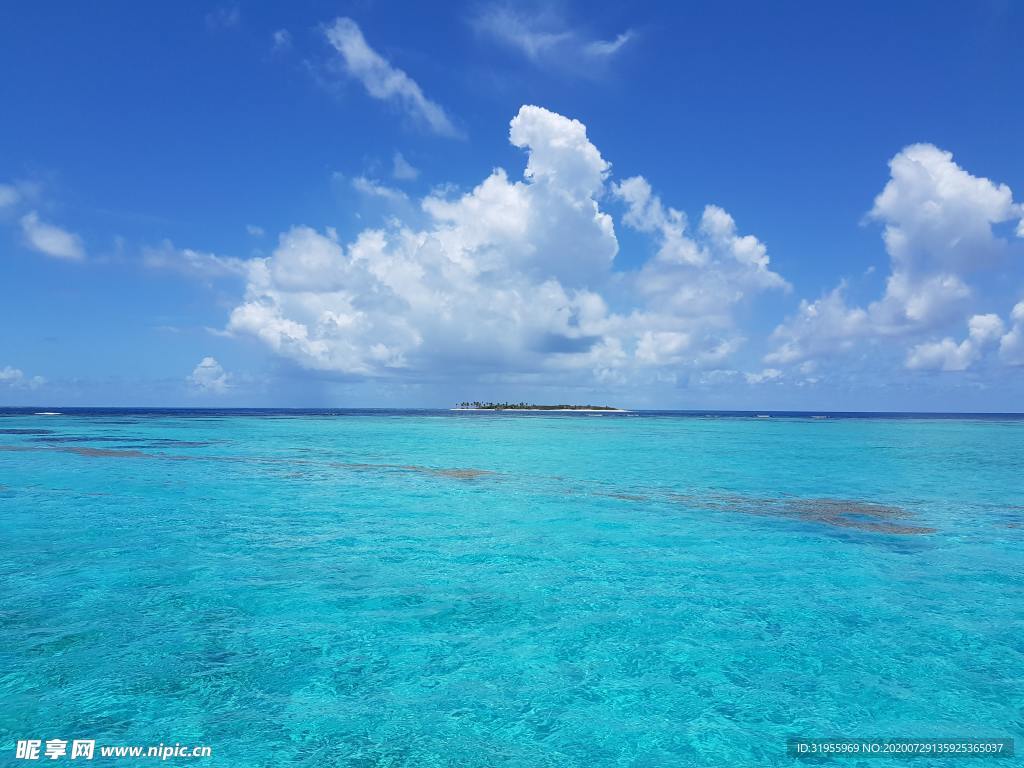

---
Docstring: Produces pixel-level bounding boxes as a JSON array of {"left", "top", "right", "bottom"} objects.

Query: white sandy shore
[{"left": 450, "top": 408, "right": 629, "bottom": 412}]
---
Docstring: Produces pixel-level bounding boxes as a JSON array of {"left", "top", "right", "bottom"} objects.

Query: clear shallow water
[{"left": 1, "top": 410, "right": 1022, "bottom": 767}]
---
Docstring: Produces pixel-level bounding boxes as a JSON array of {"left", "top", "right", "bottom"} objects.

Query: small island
[{"left": 453, "top": 401, "right": 627, "bottom": 412}]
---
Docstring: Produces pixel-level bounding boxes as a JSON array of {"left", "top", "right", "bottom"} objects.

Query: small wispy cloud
[
  {"left": 20, "top": 211, "right": 85, "bottom": 261},
  {"left": 584, "top": 30, "right": 634, "bottom": 57},
  {"left": 352, "top": 176, "right": 408, "bottom": 203},
  {"left": 143, "top": 240, "right": 248, "bottom": 279},
  {"left": 271, "top": 28, "right": 292, "bottom": 52},
  {"left": 0, "top": 183, "right": 20, "bottom": 209},
  {"left": 392, "top": 151, "right": 419, "bottom": 181},
  {"left": 472, "top": 5, "right": 634, "bottom": 73},
  {"left": 324, "top": 17, "right": 461, "bottom": 138},
  {"left": 205, "top": 5, "right": 240, "bottom": 30},
  {"left": 475, "top": 8, "right": 572, "bottom": 61}
]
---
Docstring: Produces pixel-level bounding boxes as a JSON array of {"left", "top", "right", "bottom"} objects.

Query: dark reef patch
[
  {"left": 405, "top": 465, "right": 494, "bottom": 480},
  {"left": 146, "top": 440, "right": 216, "bottom": 448},
  {"left": 332, "top": 462, "right": 495, "bottom": 481},
  {"left": 602, "top": 492, "right": 650, "bottom": 502},
  {"left": 30, "top": 436, "right": 213, "bottom": 447},
  {"left": 782, "top": 498, "right": 936, "bottom": 535},
  {"left": 64, "top": 447, "right": 149, "bottom": 458},
  {"left": 671, "top": 491, "right": 936, "bottom": 535},
  {"left": 32, "top": 436, "right": 144, "bottom": 443}
]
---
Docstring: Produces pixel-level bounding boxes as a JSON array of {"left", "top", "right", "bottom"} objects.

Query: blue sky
[{"left": 2, "top": 1, "right": 1023, "bottom": 409}]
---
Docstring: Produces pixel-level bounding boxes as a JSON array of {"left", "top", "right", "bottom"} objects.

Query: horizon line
[{"left": 2, "top": 406, "right": 1023, "bottom": 417}]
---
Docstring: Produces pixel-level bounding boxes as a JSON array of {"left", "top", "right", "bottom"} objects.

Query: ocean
[{"left": 1, "top": 409, "right": 1022, "bottom": 766}]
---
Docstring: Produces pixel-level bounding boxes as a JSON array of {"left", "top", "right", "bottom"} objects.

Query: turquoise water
[{"left": 1, "top": 410, "right": 1022, "bottom": 766}]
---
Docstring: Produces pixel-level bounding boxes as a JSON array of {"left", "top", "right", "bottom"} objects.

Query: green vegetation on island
[{"left": 455, "top": 401, "right": 622, "bottom": 411}]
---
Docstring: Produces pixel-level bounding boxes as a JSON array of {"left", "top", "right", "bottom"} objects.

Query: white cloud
[
  {"left": 909, "top": 313, "right": 1003, "bottom": 372},
  {"left": 325, "top": 18, "right": 459, "bottom": 138},
  {"left": 188, "top": 357, "right": 230, "bottom": 393},
  {"left": 223, "top": 105, "right": 787, "bottom": 385},
  {"left": 768, "top": 144, "right": 1021, "bottom": 367},
  {"left": 143, "top": 240, "right": 248, "bottom": 278},
  {"left": 272, "top": 28, "right": 291, "bottom": 52},
  {"left": 510, "top": 105, "right": 610, "bottom": 196},
  {"left": 614, "top": 175, "right": 704, "bottom": 266},
  {"left": 246, "top": 225, "right": 265, "bottom": 237},
  {"left": 635, "top": 331, "right": 691, "bottom": 366},
  {"left": 764, "top": 284, "right": 870, "bottom": 365},
  {"left": 871, "top": 144, "right": 1018, "bottom": 273},
  {"left": 392, "top": 151, "right": 419, "bottom": 181},
  {"left": 967, "top": 312, "right": 1007, "bottom": 345},
  {"left": 999, "top": 301, "right": 1024, "bottom": 365},
  {"left": 905, "top": 313, "right": 1005, "bottom": 371},
  {"left": 695, "top": 338, "right": 746, "bottom": 367},
  {"left": 905, "top": 338, "right": 972, "bottom": 371},
  {"left": 472, "top": 5, "right": 633, "bottom": 72},
  {"left": 0, "top": 366, "right": 45, "bottom": 390},
  {"left": 614, "top": 177, "right": 789, "bottom": 321},
  {"left": 745, "top": 368, "right": 782, "bottom": 384},
  {"left": 20, "top": 211, "right": 85, "bottom": 261},
  {"left": 0, "top": 184, "right": 20, "bottom": 209},
  {"left": 905, "top": 304, "right": 1024, "bottom": 371}
]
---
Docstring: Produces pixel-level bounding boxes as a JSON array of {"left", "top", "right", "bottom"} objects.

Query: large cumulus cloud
[
  {"left": 225, "top": 105, "right": 788, "bottom": 383},
  {"left": 767, "top": 143, "right": 1024, "bottom": 371}
]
